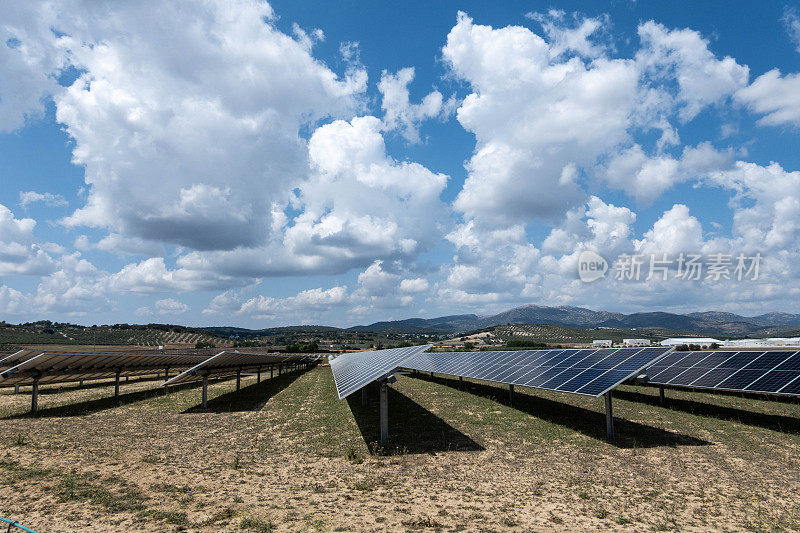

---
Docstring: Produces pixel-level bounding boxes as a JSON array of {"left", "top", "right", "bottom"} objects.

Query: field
[
  {"left": 0, "top": 323, "right": 230, "bottom": 348},
  {"left": 0, "top": 366, "right": 799, "bottom": 531},
  {"left": 492, "top": 324, "right": 694, "bottom": 345}
]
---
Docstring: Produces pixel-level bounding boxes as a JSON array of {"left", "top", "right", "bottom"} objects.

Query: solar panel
[
  {"left": 401, "top": 347, "right": 673, "bottom": 397},
  {"left": 329, "top": 345, "right": 432, "bottom": 399},
  {"left": 0, "top": 351, "right": 213, "bottom": 386},
  {"left": 644, "top": 350, "right": 800, "bottom": 395},
  {"left": 0, "top": 350, "right": 39, "bottom": 369},
  {"left": 163, "top": 351, "right": 318, "bottom": 386}
]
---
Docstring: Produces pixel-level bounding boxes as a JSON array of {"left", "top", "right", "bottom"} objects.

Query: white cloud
[
  {"left": 443, "top": 12, "right": 639, "bottom": 224},
  {"left": 237, "top": 286, "right": 348, "bottom": 319},
  {"left": 399, "top": 278, "right": 429, "bottom": 293},
  {"left": 134, "top": 306, "right": 153, "bottom": 317},
  {"left": 174, "top": 115, "right": 449, "bottom": 280},
  {"left": 0, "top": 3, "right": 64, "bottom": 132},
  {"left": 286, "top": 115, "right": 449, "bottom": 264},
  {"left": 634, "top": 204, "right": 705, "bottom": 255},
  {"left": 0, "top": 285, "right": 27, "bottom": 314},
  {"left": 0, "top": 203, "right": 57, "bottom": 276},
  {"left": 155, "top": 298, "right": 189, "bottom": 315},
  {"left": 526, "top": 10, "right": 610, "bottom": 59},
  {"left": 636, "top": 21, "right": 749, "bottom": 122},
  {"left": 784, "top": 7, "right": 800, "bottom": 53},
  {"left": 109, "top": 257, "right": 242, "bottom": 294},
  {"left": 736, "top": 69, "right": 800, "bottom": 127},
  {"left": 602, "top": 142, "right": 735, "bottom": 202},
  {"left": 6, "top": 0, "right": 366, "bottom": 253},
  {"left": 19, "top": 191, "right": 67, "bottom": 208},
  {"left": 378, "top": 67, "right": 453, "bottom": 142}
]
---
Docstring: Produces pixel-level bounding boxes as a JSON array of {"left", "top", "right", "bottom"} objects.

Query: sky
[{"left": 1, "top": 1, "right": 800, "bottom": 328}]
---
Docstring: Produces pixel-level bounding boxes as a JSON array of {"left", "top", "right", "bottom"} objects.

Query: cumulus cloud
[
  {"left": 736, "top": 69, "right": 800, "bottom": 127},
  {"left": 602, "top": 142, "right": 736, "bottom": 202},
  {"left": 636, "top": 21, "right": 749, "bottom": 122},
  {"left": 286, "top": 116, "right": 449, "bottom": 266},
  {"left": 238, "top": 286, "right": 348, "bottom": 320},
  {"left": 7, "top": 0, "right": 366, "bottom": 252},
  {"left": 0, "top": 203, "right": 57, "bottom": 276},
  {"left": 634, "top": 204, "right": 705, "bottom": 255},
  {"left": 443, "top": 12, "right": 640, "bottom": 224},
  {"left": 109, "top": 257, "right": 242, "bottom": 294},
  {"left": 378, "top": 67, "right": 454, "bottom": 142},
  {"left": 0, "top": 3, "right": 64, "bottom": 132}
]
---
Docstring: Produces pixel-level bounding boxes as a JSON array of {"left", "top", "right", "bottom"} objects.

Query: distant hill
[
  {"left": 348, "top": 305, "right": 800, "bottom": 336},
  {"left": 347, "top": 314, "right": 481, "bottom": 333},
  {"left": 0, "top": 321, "right": 228, "bottom": 347}
]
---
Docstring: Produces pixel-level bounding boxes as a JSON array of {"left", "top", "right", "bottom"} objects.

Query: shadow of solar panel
[
  {"left": 644, "top": 350, "right": 800, "bottom": 396},
  {"left": 402, "top": 347, "right": 672, "bottom": 397}
]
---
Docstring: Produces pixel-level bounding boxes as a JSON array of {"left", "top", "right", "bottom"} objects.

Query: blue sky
[{"left": 1, "top": 1, "right": 800, "bottom": 327}]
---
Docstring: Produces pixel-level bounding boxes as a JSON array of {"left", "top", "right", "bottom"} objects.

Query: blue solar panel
[
  {"left": 644, "top": 350, "right": 800, "bottom": 396},
  {"left": 401, "top": 347, "right": 673, "bottom": 397},
  {"left": 329, "top": 345, "right": 432, "bottom": 399}
]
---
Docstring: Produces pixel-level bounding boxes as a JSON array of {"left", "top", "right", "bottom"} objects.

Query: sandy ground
[{"left": 0, "top": 366, "right": 799, "bottom": 532}]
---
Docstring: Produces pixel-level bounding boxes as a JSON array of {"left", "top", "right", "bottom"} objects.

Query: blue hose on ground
[{"left": 0, "top": 517, "right": 38, "bottom": 533}]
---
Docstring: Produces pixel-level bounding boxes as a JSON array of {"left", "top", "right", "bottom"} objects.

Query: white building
[
  {"left": 623, "top": 338, "right": 651, "bottom": 346},
  {"left": 721, "top": 337, "right": 800, "bottom": 348},
  {"left": 592, "top": 339, "right": 612, "bottom": 347},
  {"left": 660, "top": 337, "right": 721, "bottom": 348}
]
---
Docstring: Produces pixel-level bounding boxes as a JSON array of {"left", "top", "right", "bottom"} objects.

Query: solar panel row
[
  {"left": 402, "top": 347, "right": 673, "bottom": 397},
  {"left": 329, "top": 345, "right": 432, "bottom": 399},
  {"left": 0, "top": 352, "right": 213, "bottom": 386},
  {"left": 645, "top": 350, "right": 800, "bottom": 396},
  {"left": 164, "top": 351, "right": 319, "bottom": 386}
]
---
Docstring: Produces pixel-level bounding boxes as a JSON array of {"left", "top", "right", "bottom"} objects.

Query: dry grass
[{"left": 0, "top": 365, "right": 799, "bottom": 531}]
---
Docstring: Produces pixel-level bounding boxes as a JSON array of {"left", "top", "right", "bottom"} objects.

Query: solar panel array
[
  {"left": 329, "top": 345, "right": 432, "bottom": 399},
  {"left": 402, "top": 347, "right": 673, "bottom": 397},
  {"left": 0, "top": 351, "right": 212, "bottom": 386},
  {"left": 163, "top": 351, "right": 318, "bottom": 386},
  {"left": 645, "top": 350, "right": 800, "bottom": 396}
]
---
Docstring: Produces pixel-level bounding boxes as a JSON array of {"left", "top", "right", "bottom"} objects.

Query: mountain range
[{"left": 346, "top": 305, "right": 800, "bottom": 337}]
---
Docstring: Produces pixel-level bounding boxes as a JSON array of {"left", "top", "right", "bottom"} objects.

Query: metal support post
[
  {"left": 361, "top": 386, "right": 367, "bottom": 407},
  {"left": 509, "top": 384, "right": 515, "bottom": 405},
  {"left": 257, "top": 367, "right": 261, "bottom": 383},
  {"left": 659, "top": 385, "right": 665, "bottom": 405},
  {"left": 605, "top": 391, "right": 614, "bottom": 439},
  {"left": 202, "top": 374, "right": 208, "bottom": 408},
  {"left": 31, "top": 376, "right": 39, "bottom": 415},
  {"left": 114, "top": 370, "right": 121, "bottom": 397},
  {"left": 379, "top": 382, "right": 388, "bottom": 444},
  {"left": 236, "top": 368, "right": 241, "bottom": 391}
]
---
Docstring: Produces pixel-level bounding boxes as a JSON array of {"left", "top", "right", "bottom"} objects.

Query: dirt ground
[{"left": 0, "top": 365, "right": 799, "bottom": 532}]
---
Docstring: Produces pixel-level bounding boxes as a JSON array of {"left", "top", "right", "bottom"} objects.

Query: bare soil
[{"left": 1, "top": 365, "right": 799, "bottom": 532}]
